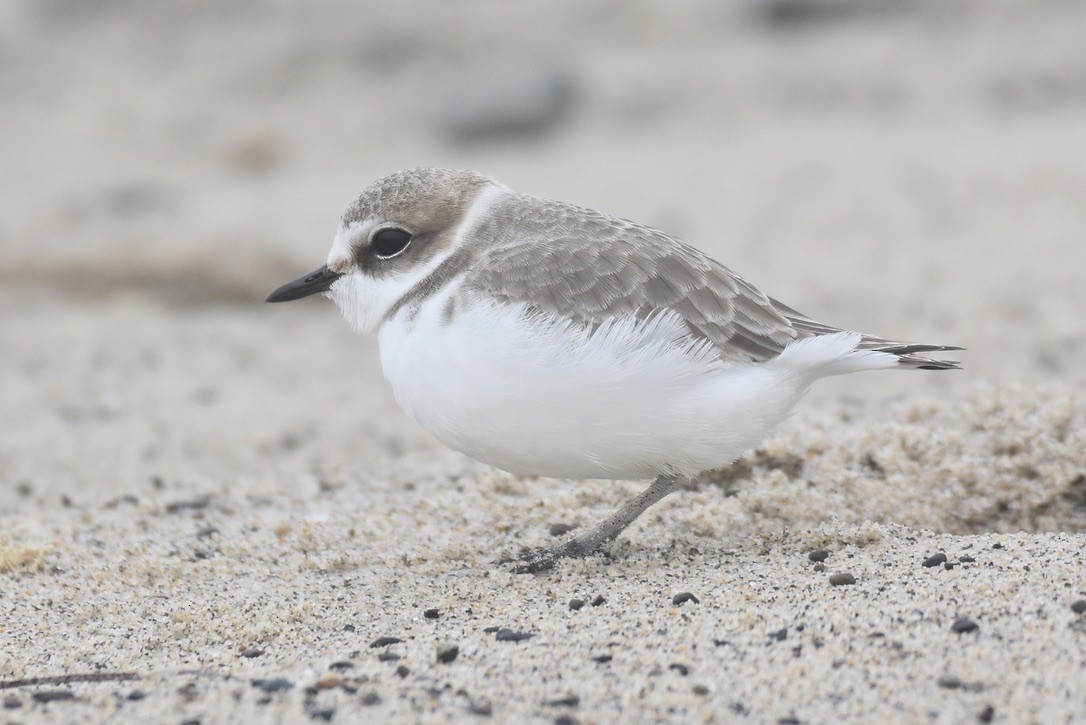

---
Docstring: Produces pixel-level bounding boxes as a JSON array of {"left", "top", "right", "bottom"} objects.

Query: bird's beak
[{"left": 265, "top": 264, "right": 344, "bottom": 303}]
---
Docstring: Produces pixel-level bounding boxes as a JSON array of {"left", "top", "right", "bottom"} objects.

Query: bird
[{"left": 266, "top": 168, "right": 960, "bottom": 572}]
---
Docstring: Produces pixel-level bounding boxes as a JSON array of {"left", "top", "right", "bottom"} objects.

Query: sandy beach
[{"left": 2, "top": 1, "right": 1085, "bottom": 721}]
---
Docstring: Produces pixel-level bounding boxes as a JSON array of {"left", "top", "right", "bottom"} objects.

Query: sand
[{"left": 2, "top": 1, "right": 1086, "bottom": 722}]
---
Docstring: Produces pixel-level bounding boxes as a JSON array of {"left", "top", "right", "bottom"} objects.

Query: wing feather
[{"left": 467, "top": 196, "right": 828, "bottom": 363}]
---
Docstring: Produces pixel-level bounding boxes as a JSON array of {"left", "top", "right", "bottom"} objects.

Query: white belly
[{"left": 377, "top": 295, "right": 807, "bottom": 480}]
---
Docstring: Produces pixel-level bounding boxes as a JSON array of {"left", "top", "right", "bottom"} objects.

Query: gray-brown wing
[{"left": 466, "top": 198, "right": 827, "bottom": 363}]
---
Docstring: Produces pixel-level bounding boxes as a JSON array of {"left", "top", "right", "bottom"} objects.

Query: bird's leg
[{"left": 511, "top": 474, "right": 682, "bottom": 574}]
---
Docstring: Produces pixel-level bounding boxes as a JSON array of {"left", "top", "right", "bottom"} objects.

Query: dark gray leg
[{"left": 512, "top": 474, "right": 681, "bottom": 574}]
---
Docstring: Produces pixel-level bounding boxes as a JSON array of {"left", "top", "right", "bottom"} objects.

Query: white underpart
[
  {"left": 379, "top": 288, "right": 898, "bottom": 480},
  {"left": 325, "top": 184, "right": 507, "bottom": 335}
]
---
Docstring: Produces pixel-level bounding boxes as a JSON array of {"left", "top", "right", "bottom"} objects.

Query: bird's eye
[{"left": 371, "top": 228, "right": 412, "bottom": 258}]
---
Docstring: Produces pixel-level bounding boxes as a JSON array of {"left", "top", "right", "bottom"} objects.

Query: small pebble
[
  {"left": 672, "top": 592, "right": 700, "bottom": 605},
  {"left": 241, "top": 646, "right": 264, "bottom": 658},
  {"left": 495, "top": 628, "right": 534, "bottom": 642},
  {"left": 669, "top": 663, "right": 690, "bottom": 676},
  {"left": 813, "top": 563, "right": 826, "bottom": 572},
  {"left": 369, "top": 636, "right": 404, "bottom": 648},
  {"left": 252, "top": 678, "right": 293, "bottom": 694},
  {"left": 33, "top": 690, "right": 75, "bottom": 703},
  {"left": 555, "top": 716, "right": 578, "bottom": 725},
  {"left": 360, "top": 691, "right": 381, "bottom": 706},
  {"left": 377, "top": 651, "right": 401, "bottom": 662},
  {"left": 3, "top": 695, "right": 22, "bottom": 709},
  {"left": 544, "top": 693, "right": 579, "bottom": 707},
  {"left": 770, "top": 628, "right": 788, "bottom": 642},
  {"left": 952, "top": 617, "right": 979, "bottom": 634},
  {"left": 693, "top": 684, "right": 709, "bottom": 695},
  {"left": 959, "top": 555, "right": 977, "bottom": 563},
  {"left": 483, "top": 626, "right": 500, "bottom": 634},
  {"left": 468, "top": 700, "right": 493, "bottom": 716},
  {"left": 548, "top": 523, "right": 574, "bottom": 536},
  {"left": 343, "top": 624, "right": 356, "bottom": 632},
  {"left": 310, "top": 707, "right": 336, "bottom": 721},
  {"left": 329, "top": 661, "right": 354, "bottom": 671},
  {"left": 1071, "top": 599, "right": 1086, "bottom": 615},
  {"left": 591, "top": 595, "right": 606, "bottom": 607},
  {"left": 923, "top": 553, "right": 948, "bottom": 568},
  {"left": 592, "top": 654, "right": 612, "bottom": 663},
  {"left": 569, "top": 598, "right": 585, "bottom": 611},
  {"left": 829, "top": 572, "right": 856, "bottom": 586},
  {"left": 126, "top": 690, "right": 146, "bottom": 701},
  {"left": 395, "top": 665, "right": 410, "bottom": 678},
  {"left": 978, "top": 705, "right": 995, "bottom": 723},
  {"left": 808, "top": 549, "right": 830, "bottom": 562},
  {"left": 992, "top": 543, "right": 1003, "bottom": 549},
  {"left": 938, "top": 675, "right": 963, "bottom": 689},
  {"left": 424, "top": 608, "right": 440, "bottom": 619},
  {"left": 437, "top": 644, "right": 459, "bottom": 663},
  {"left": 314, "top": 675, "right": 344, "bottom": 690}
]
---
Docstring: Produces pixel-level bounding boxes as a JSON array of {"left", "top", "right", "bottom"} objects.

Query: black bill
[{"left": 265, "top": 265, "right": 344, "bottom": 303}]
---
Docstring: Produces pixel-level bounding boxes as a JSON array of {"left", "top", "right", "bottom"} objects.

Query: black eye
[{"left": 371, "top": 228, "right": 412, "bottom": 258}]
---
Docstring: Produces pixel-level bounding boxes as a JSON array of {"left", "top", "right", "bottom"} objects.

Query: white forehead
[{"left": 326, "top": 219, "right": 375, "bottom": 270}]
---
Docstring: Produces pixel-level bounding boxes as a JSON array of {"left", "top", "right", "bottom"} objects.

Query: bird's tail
[{"left": 770, "top": 331, "right": 962, "bottom": 382}]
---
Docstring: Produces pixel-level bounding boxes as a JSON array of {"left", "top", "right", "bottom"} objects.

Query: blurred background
[{"left": 1, "top": 0, "right": 1084, "bottom": 509}]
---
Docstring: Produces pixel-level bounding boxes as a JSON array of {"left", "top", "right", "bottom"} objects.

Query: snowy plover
[{"left": 267, "top": 168, "right": 960, "bottom": 572}]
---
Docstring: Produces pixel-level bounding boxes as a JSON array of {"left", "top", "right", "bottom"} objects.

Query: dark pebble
[
  {"left": 3, "top": 695, "right": 22, "bottom": 709},
  {"left": 549, "top": 523, "right": 574, "bottom": 536},
  {"left": 437, "top": 644, "right": 459, "bottom": 663},
  {"left": 241, "top": 646, "right": 264, "bottom": 658},
  {"left": 779, "top": 717, "right": 801, "bottom": 725},
  {"left": 377, "top": 651, "right": 400, "bottom": 662},
  {"left": 495, "top": 628, "right": 534, "bottom": 642},
  {"left": 669, "top": 663, "right": 690, "bottom": 676},
  {"left": 544, "top": 694, "right": 579, "bottom": 707},
  {"left": 343, "top": 624, "right": 356, "bottom": 632},
  {"left": 469, "top": 702, "right": 494, "bottom": 716},
  {"left": 360, "top": 691, "right": 381, "bottom": 706},
  {"left": 369, "top": 636, "right": 404, "bottom": 648},
  {"left": 395, "top": 665, "right": 410, "bottom": 678},
  {"left": 959, "top": 555, "right": 976, "bottom": 563},
  {"left": 829, "top": 572, "right": 856, "bottom": 586},
  {"left": 593, "top": 654, "right": 612, "bottom": 663},
  {"left": 979, "top": 705, "right": 995, "bottom": 723},
  {"left": 813, "top": 563, "right": 826, "bottom": 572},
  {"left": 1071, "top": 599, "right": 1086, "bottom": 615},
  {"left": 808, "top": 549, "right": 830, "bottom": 563},
  {"left": 952, "top": 617, "right": 979, "bottom": 634},
  {"left": 252, "top": 678, "right": 293, "bottom": 694},
  {"left": 555, "top": 717, "right": 579, "bottom": 725},
  {"left": 424, "top": 608, "right": 440, "bottom": 619},
  {"left": 126, "top": 689, "right": 146, "bottom": 701},
  {"left": 923, "top": 553, "right": 948, "bottom": 568},
  {"left": 329, "top": 661, "right": 354, "bottom": 671},
  {"left": 483, "top": 626, "right": 500, "bottom": 634},
  {"left": 310, "top": 707, "right": 336, "bottom": 721},
  {"left": 992, "top": 543, "right": 1003, "bottom": 549},
  {"left": 693, "top": 684, "right": 709, "bottom": 695},
  {"left": 938, "top": 675, "right": 963, "bottom": 689},
  {"left": 33, "top": 690, "right": 75, "bottom": 703},
  {"left": 165, "top": 496, "right": 211, "bottom": 514},
  {"left": 770, "top": 628, "right": 788, "bottom": 642},
  {"left": 569, "top": 598, "right": 585, "bottom": 611},
  {"left": 672, "top": 592, "right": 700, "bottom": 606},
  {"left": 591, "top": 595, "right": 606, "bottom": 607}
]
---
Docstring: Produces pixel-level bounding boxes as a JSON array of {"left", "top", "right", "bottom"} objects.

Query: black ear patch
[{"left": 372, "top": 228, "right": 412, "bottom": 258}]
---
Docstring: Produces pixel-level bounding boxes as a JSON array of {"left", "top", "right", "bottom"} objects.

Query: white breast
[{"left": 376, "top": 286, "right": 818, "bottom": 480}]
